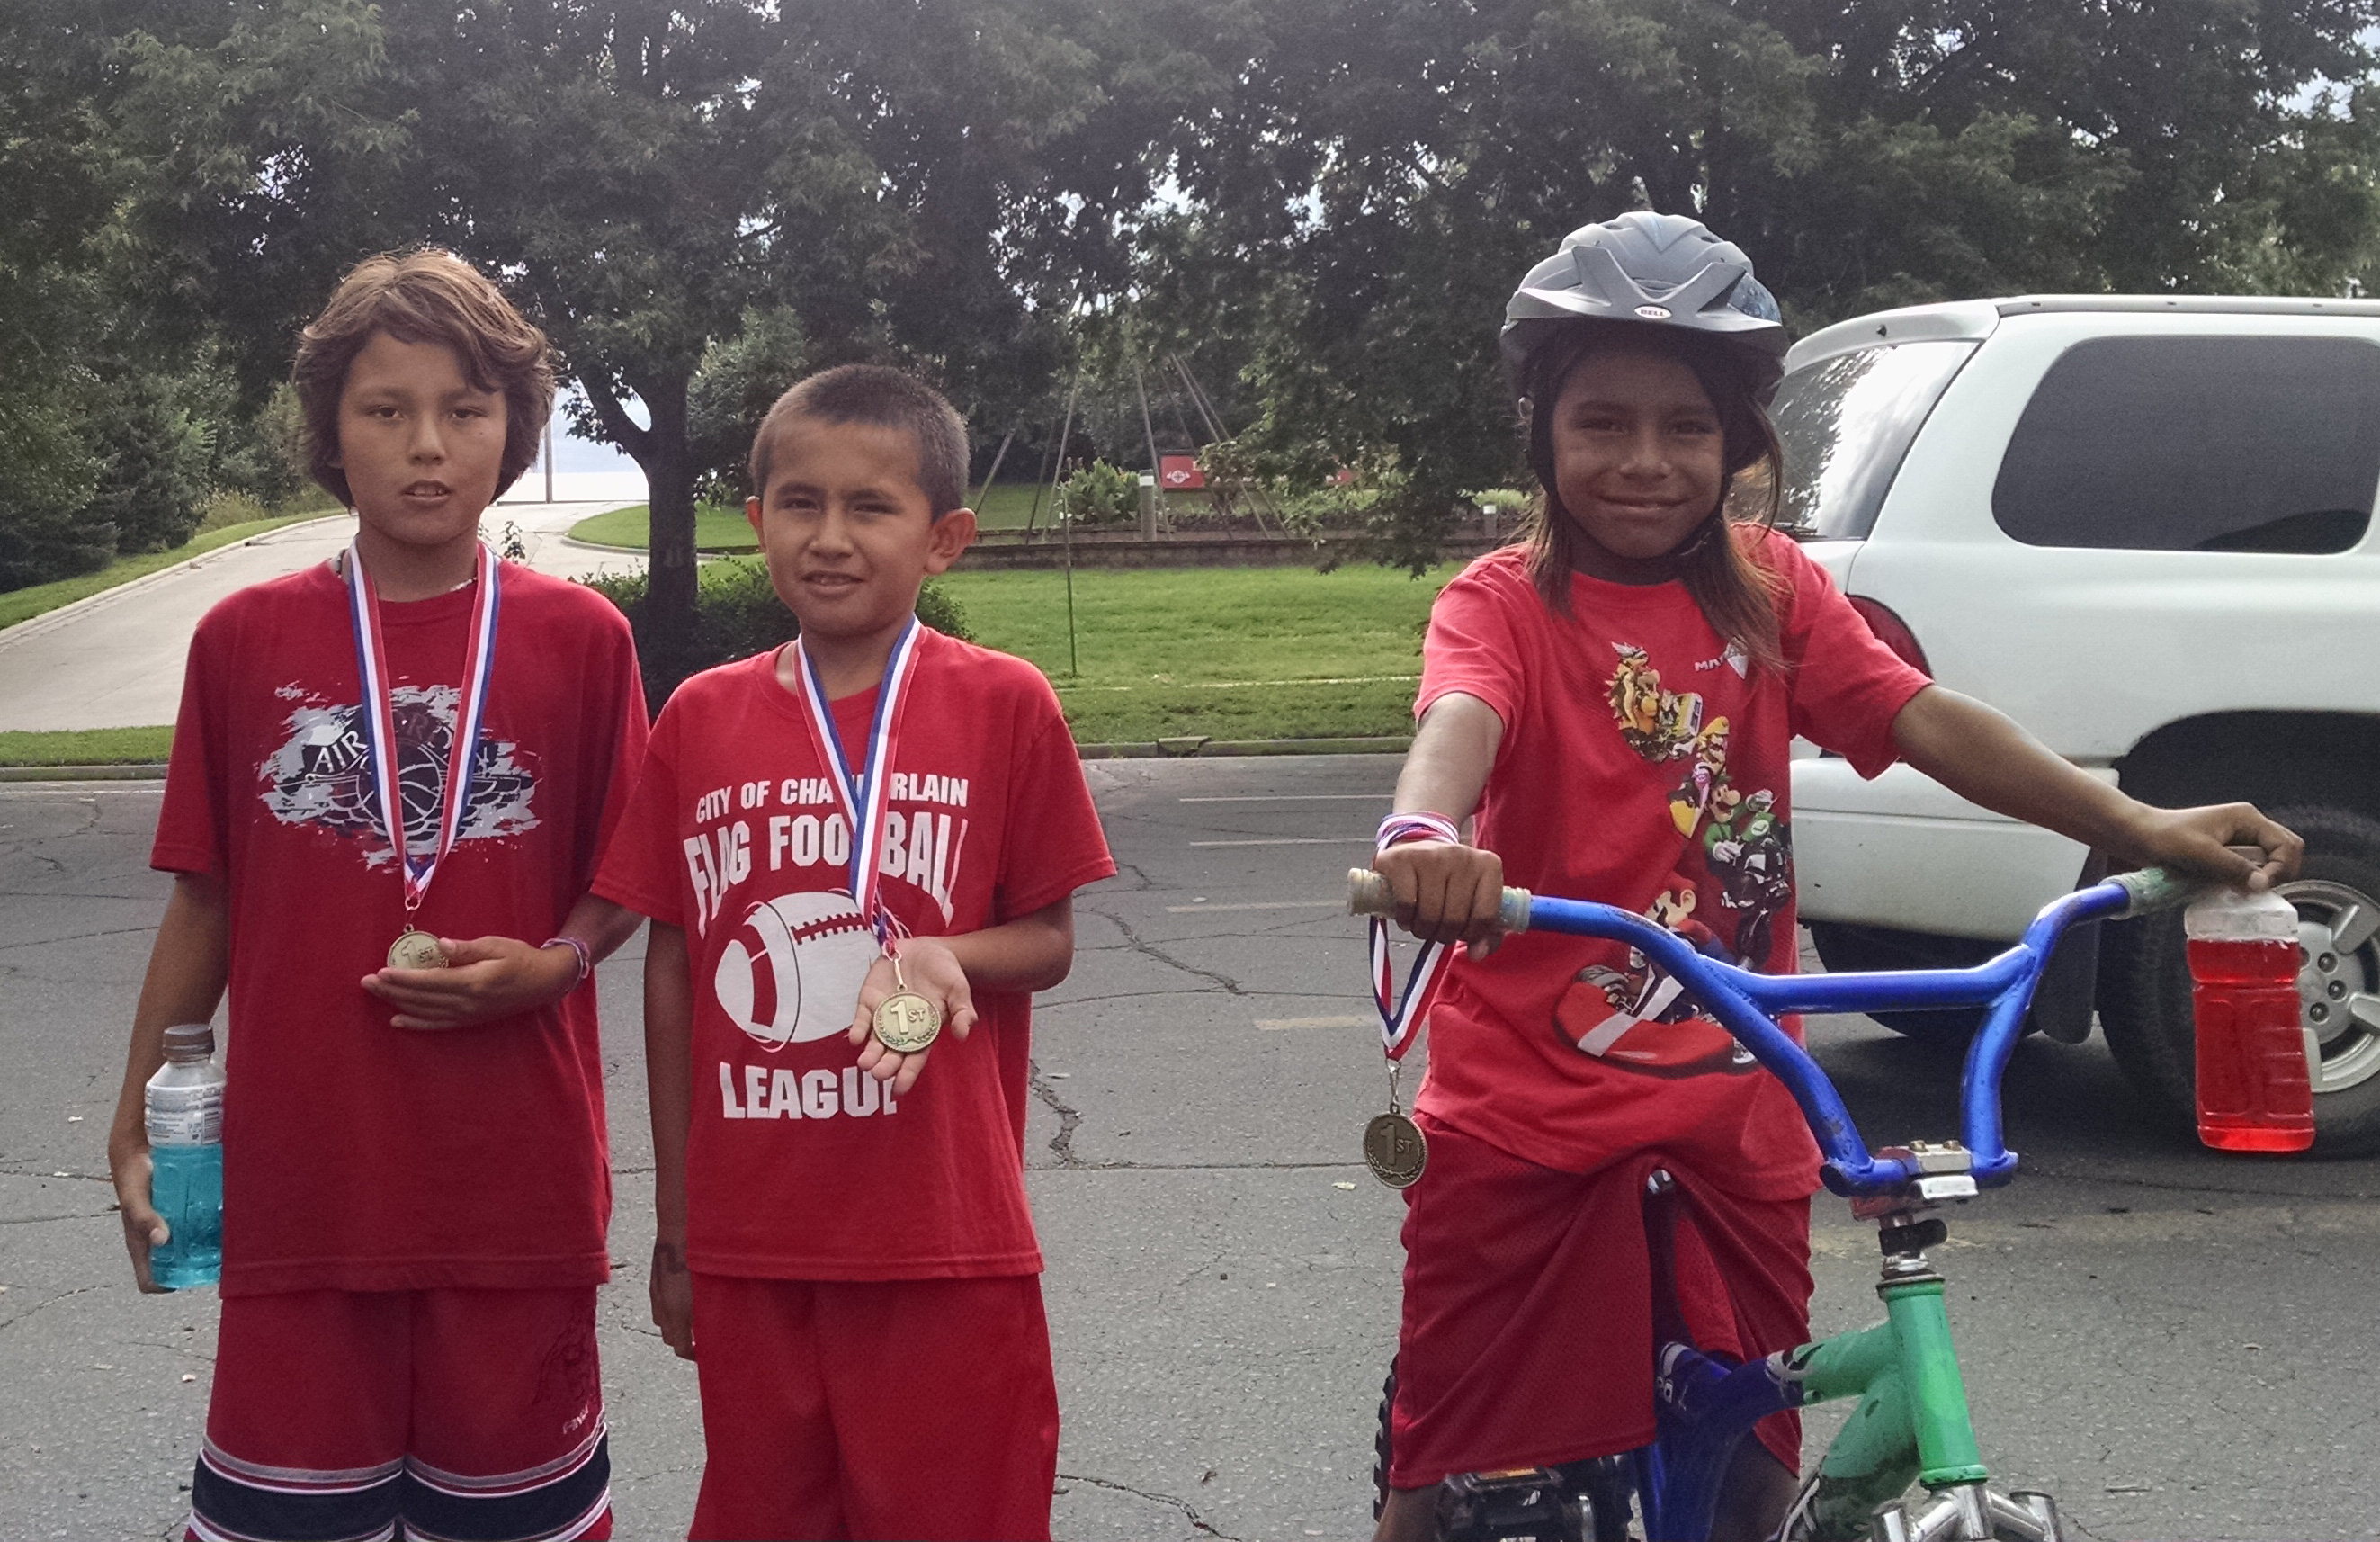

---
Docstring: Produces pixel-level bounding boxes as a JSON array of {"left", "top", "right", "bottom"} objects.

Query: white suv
[{"left": 1776, "top": 296, "right": 2380, "bottom": 1153}]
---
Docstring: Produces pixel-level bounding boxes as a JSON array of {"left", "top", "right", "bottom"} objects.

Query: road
[
  {"left": 0, "top": 502, "right": 646, "bottom": 734},
  {"left": 3, "top": 758, "right": 2376, "bottom": 1539}
]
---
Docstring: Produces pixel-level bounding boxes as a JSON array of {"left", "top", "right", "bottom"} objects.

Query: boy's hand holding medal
[{"left": 848, "top": 936, "right": 978, "bottom": 1095}]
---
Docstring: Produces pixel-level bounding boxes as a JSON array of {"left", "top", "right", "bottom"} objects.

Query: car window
[
  {"left": 1772, "top": 340, "right": 1977, "bottom": 539},
  {"left": 1993, "top": 336, "right": 2380, "bottom": 552}
]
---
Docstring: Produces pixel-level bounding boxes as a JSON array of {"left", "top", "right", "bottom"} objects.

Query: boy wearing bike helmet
[{"left": 1369, "top": 211, "right": 2300, "bottom": 1540}]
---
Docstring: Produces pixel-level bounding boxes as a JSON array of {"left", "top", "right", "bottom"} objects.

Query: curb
[
  {"left": 1, "top": 736, "right": 1414, "bottom": 781},
  {"left": 1076, "top": 735, "right": 1411, "bottom": 759},
  {"left": 0, "top": 517, "right": 344, "bottom": 652}
]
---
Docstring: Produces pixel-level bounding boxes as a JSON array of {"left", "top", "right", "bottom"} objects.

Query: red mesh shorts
[
  {"left": 189, "top": 1286, "right": 610, "bottom": 1542},
  {"left": 687, "top": 1272, "right": 1058, "bottom": 1541},
  {"left": 1387, "top": 1112, "right": 1812, "bottom": 1490}
]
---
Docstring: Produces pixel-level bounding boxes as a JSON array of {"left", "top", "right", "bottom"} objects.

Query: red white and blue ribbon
[
  {"left": 791, "top": 615, "right": 925, "bottom": 951},
  {"left": 1369, "top": 811, "right": 1463, "bottom": 1060},
  {"left": 344, "top": 538, "right": 501, "bottom": 917}
]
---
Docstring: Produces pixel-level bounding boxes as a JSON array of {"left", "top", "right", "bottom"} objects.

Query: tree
[{"left": 1140, "top": 0, "right": 2380, "bottom": 568}]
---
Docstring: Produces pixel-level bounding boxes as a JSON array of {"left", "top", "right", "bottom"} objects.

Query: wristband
[
  {"left": 543, "top": 935, "right": 592, "bottom": 991},
  {"left": 1377, "top": 811, "right": 1463, "bottom": 852}
]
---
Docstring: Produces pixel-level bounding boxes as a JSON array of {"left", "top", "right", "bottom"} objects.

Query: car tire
[
  {"left": 1805, "top": 921, "right": 1999, "bottom": 1038},
  {"left": 2098, "top": 802, "right": 2380, "bottom": 1156}
]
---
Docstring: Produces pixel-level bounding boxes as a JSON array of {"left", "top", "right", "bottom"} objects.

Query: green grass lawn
[
  {"left": 0, "top": 515, "right": 324, "bottom": 632},
  {"left": 937, "top": 563, "right": 1458, "bottom": 742},
  {"left": 0, "top": 562, "right": 1459, "bottom": 766},
  {"left": 0, "top": 727, "right": 175, "bottom": 767},
  {"left": 569, "top": 502, "right": 760, "bottom": 552}
]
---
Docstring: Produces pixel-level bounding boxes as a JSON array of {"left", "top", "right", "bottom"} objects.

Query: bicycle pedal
[{"left": 1436, "top": 1467, "right": 1585, "bottom": 1542}]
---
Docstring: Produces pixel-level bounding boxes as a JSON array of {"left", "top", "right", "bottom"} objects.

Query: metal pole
[
  {"left": 972, "top": 424, "right": 1016, "bottom": 511},
  {"left": 543, "top": 415, "right": 555, "bottom": 503},
  {"left": 1051, "top": 372, "right": 1081, "bottom": 677},
  {"left": 1132, "top": 358, "right": 1166, "bottom": 540}
]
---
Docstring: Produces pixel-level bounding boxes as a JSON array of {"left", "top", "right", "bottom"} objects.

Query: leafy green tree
[{"left": 1143, "top": 0, "right": 2380, "bottom": 568}]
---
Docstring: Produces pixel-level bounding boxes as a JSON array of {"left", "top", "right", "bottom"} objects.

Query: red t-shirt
[
  {"left": 593, "top": 632, "right": 1115, "bottom": 1281},
  {"left": 151, "top": 559, "right": 649, "bottom": 1295},
  {"left": 1412, "top": 532, "right": 1930, "bottom": 1198}
]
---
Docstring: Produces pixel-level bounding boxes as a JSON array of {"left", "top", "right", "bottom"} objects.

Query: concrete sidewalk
[{"left": 0, "top": 502, "right": 644, "bottom": 733}]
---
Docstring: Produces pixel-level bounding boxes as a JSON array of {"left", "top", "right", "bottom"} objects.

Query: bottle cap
[{"left": 161, "top": 1023, "right": 215, "bottom": 1061}]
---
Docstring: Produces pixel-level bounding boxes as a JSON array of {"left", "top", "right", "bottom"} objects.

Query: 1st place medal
[
  {"left": 346, "top": 539, "right": 500, "bottom": 976},
  {"left": 872, "top": 955, "right": 944, "bottom": 1053},
  {"left": 1364, "top": 1063, "right": 1429, "bottom": 1189},
  {"left": 788, "top": 620, "right": 941, "bottom": 1057},
  {"left": 1361, "top": 830, "right": 1455, "bottom": 1188},
  {"left": 388, "top": 928, "right": 449, "bottom": 972}
]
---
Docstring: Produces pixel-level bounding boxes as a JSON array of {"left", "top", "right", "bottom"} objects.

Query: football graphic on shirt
[{"left": 713, "top": 892, "right": 878, "bottom": 1047}]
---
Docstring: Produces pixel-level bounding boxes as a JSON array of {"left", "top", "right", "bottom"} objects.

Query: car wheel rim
[{"left": 2286, "top": 879, "right": 2380, "bottom": 1096}]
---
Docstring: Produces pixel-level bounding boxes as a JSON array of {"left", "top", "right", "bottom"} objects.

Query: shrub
[
  {"left": 579, "top": 559, "right": 971, "bottom": 711},
  {"left": 1057, "top": 459, "right": 1137, "bottom": 525},
  {"left": 85, "top": 369, "right": 217, "bottom": 555},
  {"left": 0, "top": 389, "right": 105, "bottom": 590}
]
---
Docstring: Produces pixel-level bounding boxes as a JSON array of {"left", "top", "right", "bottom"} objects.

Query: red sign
[{"left": 1159, "top": 455, "right": 1205, "bottom": 489}]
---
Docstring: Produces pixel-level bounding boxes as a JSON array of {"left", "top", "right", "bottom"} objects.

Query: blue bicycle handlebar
[{"left": 1349, "top": 866, "right": 2201, "bottom": 1197}]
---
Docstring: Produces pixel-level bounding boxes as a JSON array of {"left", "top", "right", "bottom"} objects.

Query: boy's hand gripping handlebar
[{"left": 1349, "top": 865, "right": 2206, "bottom": 1197}]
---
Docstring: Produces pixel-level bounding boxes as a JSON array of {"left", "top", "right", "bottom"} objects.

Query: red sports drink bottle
[{"left": 2184, "top": 883, "right": 2313, "bottom": 1152}]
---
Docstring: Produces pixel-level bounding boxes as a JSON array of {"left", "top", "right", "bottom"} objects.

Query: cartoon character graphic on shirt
[
  {"left": 1607, "top": 643, "right": 1705, "bottom": 760},
  {"left": 256, "top": 684, "right": 539, "bottom": 859},
  {"left": 1561, "top": 640, "right": 1798, "bottom": 1077},
  {"left": 1554, "top": 881, "right": 1758, "bottom": 1078},
  {"left": 1704, "top": 786, "right": 1793, "bottom": 962},
  {"left": 1666, "top": 718, "right": 1733, "bottom": 836}
]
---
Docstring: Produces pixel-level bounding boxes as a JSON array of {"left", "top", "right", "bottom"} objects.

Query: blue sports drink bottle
[{"left": 144, "top": 1023, "right": 224, "bottom": 1290}]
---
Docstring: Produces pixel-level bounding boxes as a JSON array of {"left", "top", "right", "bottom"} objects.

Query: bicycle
[{"left": 1347, "top": 862, "right": 2206, "bottom": 1542}]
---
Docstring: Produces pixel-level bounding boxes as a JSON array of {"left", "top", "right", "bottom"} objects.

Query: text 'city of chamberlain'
[
  {"left": 683, "top": 778, "right": 971, "bottom": 937},
  {"left": 720, "top": 1062, "right": 897, "bottom": 1121}
]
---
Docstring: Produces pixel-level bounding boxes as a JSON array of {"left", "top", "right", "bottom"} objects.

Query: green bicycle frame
[{"left": 1789, "top": 1275, "right": 1990, "bottom": 1539}]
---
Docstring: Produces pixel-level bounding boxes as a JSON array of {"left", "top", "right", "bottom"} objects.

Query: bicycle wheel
[{"left": 1373, "top": 1358, "right": 1397, "bottom": 1521}]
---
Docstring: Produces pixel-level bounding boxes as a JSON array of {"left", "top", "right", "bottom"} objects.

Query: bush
[
  {"left": 579, "top": 559, "right": 971, "bottom": 711},
  {"left": 0, "top": 388, "right": 105, "bottom": 590},
  {"left": 85, "top": 368, "right": 218, "bottom": 555},
  {"left": 1057, "top": 459, "right": 1137, "bottom": 525}
]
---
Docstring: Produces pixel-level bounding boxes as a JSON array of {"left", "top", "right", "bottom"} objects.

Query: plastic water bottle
[
  {"left": 2185, "top": 886, "right": 2313, "bottom": 1152},
  {"left": 144, "top": 1023, "right": 224, "bottom": 1288}
]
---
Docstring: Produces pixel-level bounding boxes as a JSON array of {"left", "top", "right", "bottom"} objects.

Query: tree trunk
[
  {"left": 579, "top": 364, "right": 698, "bottom": 700},
  {"left": 637, "top": 372, "right": 698, "bottom": 688}
]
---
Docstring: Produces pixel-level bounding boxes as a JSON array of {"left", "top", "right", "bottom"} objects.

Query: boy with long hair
[{"left": 108, "top": 248, "right": 648, "bottom": 1542}]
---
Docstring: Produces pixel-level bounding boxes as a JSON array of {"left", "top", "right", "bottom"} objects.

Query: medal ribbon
[
  {"left": 345, "top": 539, "right": 501, "bottom": 916},
  {"left": 1369, "top": 812, "right": 1464, "bottom": 1060},
  {"left": 790, "top": 616, "right": 925, "bottom": 950}
]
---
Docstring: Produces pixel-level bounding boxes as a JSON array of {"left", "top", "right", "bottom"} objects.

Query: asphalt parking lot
[{"left": 4, "top": 758, "right": 2377, "bottom": 1539}]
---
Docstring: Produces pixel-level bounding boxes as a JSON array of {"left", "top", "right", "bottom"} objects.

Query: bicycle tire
[{"left": 1373, "top": 1358, "right": 1397, "bottom": 1521}]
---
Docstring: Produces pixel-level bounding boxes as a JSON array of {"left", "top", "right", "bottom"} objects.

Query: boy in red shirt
[
  {"left": 594, "top": 364, "right": 1114, "bottom": 1541},
  {"left": 105, "top": 249, "right": 649, "bottom": 1542}
]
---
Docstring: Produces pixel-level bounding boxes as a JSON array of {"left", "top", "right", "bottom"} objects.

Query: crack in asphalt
[
  {"left": 0, "top": 924, "right": 161, "bottom": 953},
  {"left": 0, "top": 1281, "right": 110, "bottom": 1334},
  {"left": 0, "top": 1207, "right": 118, "bottom": 1226},
  {"left": 1029, "top": 1058, "right": 1087, "bottom": 1170},
  {"left": 1056, "top": 1471, "right": 1244, "bottom": 1540},
  {"left": 1089, "top": 908, "right": 1248, "bottom": 997}
]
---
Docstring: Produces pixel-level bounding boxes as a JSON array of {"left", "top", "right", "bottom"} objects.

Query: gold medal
[
  {"left": 388, "top": 927, "right": 448, "bottom": 970},
  {"left": 1364, "top": 1110, "right": 1429, "bottom": 1188},
  {"left": 870, "top": 954, "right": 942, "bottom": 1053}
]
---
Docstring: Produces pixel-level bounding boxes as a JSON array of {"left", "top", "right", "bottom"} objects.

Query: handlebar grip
[
  {"left": 2111, "top": 865, "right": 2204, "bottom": 917},
  {"left": 1347, "top": 868, "right": 1534, "bottom": 934}
]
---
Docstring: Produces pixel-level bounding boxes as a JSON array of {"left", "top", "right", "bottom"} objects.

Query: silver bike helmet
[{"left": 1501, "top": 211, "right": 1787, "bottom": 407}]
